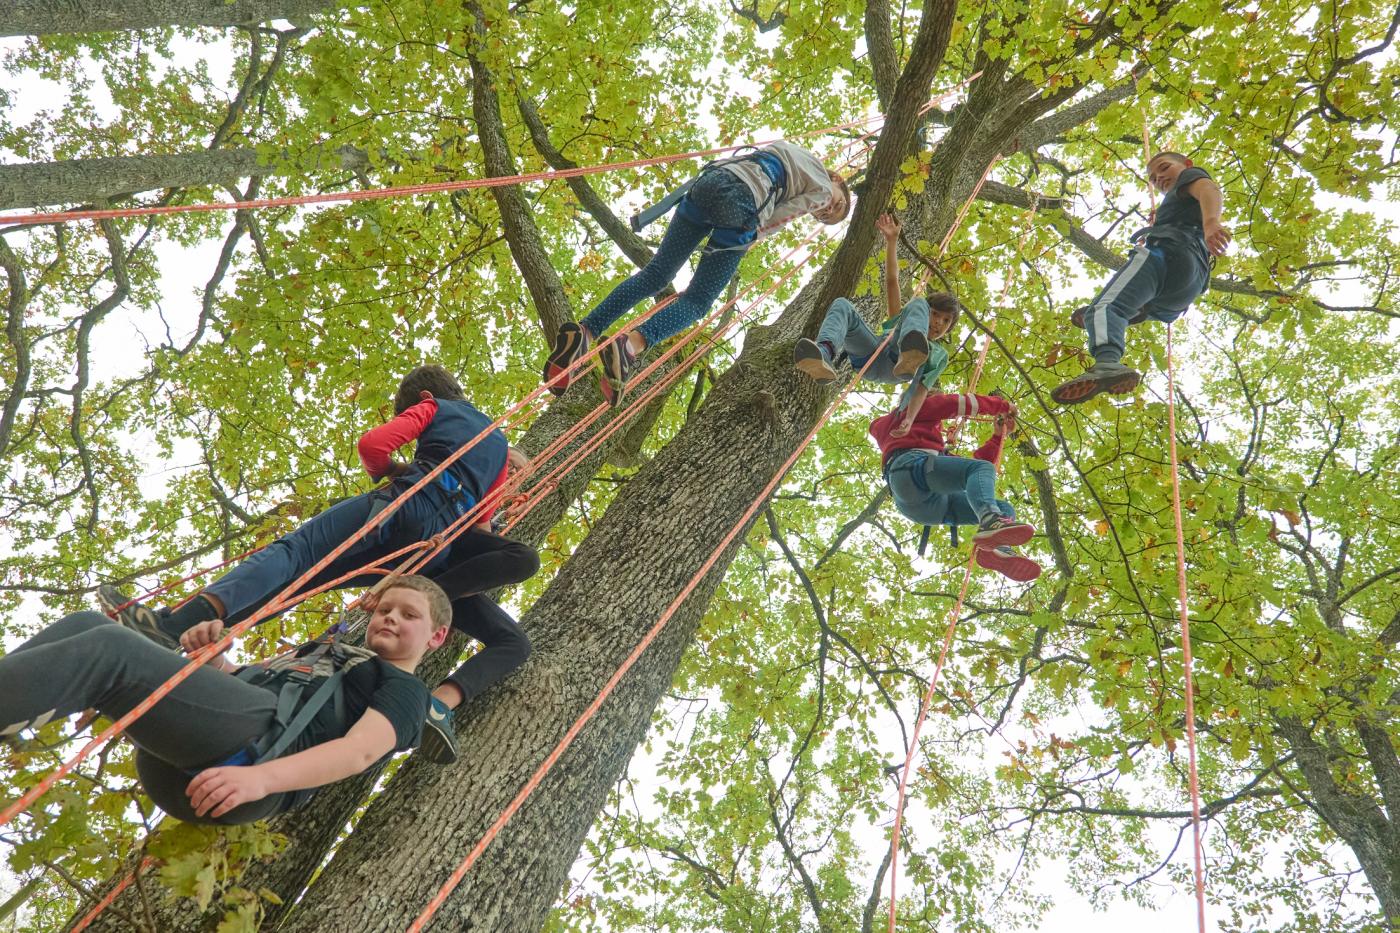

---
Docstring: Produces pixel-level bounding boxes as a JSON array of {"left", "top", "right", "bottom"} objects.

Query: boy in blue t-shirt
[{"left": 1052, "top": 152, "right": 1231, "bottom": 405}]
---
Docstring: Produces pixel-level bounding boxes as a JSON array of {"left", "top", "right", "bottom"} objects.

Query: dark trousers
[
  {"left": 0, "top": 612, "right": 287, "bottom": 824},
  {"left": 1084, "top": 241, "right": 1209, "bottom": 363},
  {"left": 200, "top": 488, "right": 452, "bottom": 629}
]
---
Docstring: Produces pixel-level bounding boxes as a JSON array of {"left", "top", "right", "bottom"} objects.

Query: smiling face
[
  {"left": 366, "top": 586, "right": 448, "bottom": 668},
  {"left": 1147, "top": 154, "right": 1192, "bottom": 194}
]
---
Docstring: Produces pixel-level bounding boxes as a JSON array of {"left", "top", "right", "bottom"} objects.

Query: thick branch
[
  {"left": 0, "top": 237, "right": 32, "bottom": 461},
  {"left": 0, "top": 0, "right": 335, "bottom": 36},
  {"left": 863, "top": 0, "right": 899, "bottom": 110}
]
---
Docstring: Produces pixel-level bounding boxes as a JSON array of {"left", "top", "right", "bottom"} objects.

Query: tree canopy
[{"left": 1, "top": 0, "right": 1398, "bottom": 930}]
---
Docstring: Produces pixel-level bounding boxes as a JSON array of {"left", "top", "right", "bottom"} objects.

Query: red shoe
[
  {"left": 975, "top": 545, "right": 1042, "bottom": 582},
  {"left": 972, "top": 513, "right": 1035, "bottom": 549}
]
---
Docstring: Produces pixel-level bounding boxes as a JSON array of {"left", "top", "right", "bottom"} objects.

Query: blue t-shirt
[{"left": 1149, "top": 166, "right": 1212, "bottom": 268}]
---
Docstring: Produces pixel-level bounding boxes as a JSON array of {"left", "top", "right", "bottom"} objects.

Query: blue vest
[{"left": 401, "top": 398, "right": 508, "bottom": 519}]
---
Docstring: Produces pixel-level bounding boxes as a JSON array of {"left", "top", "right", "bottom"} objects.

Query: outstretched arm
[
  {"left": 185, "top": 707, "right": 398, "bottom": 819},
  {"left": 357, "top": 393, "right": 438, "bottom": 480},
  {"left": 876, "top": 213, "right": 902, "bottom": 320}
]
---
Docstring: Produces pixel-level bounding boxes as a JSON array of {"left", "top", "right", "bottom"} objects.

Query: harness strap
[
  {"left": 630, "top": 150, "right": 786, "bottom": 234},
  {"left": 251, "top": 669, "right": 348, "bottom": 764}
]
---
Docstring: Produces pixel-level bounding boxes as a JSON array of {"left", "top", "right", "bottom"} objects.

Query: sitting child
[{"left": 0, "top": 576, "right": 449, "bottom": 824}]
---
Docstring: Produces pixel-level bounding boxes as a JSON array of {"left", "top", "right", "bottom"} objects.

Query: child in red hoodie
[{"left": 869, "top": 392, "right": 1041, "bottom": 581}]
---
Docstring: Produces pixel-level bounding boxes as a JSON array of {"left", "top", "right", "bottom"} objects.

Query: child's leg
[
  {"left": 195, "top": 493, "right": 385, "bottom": 632},
  {"left": 921, "top": 455, "right": 1001, "bottom": 521},
  {"left": 634, "top": 235, "right": 746, "bottom": 347},
  {"left": 816, "top": 297, "right": 902, "bottom": 382},
  {"left": 1082, "top": 246, "right": 1168, "bottom": 365},
  {"left": 431, "top": 526, "right": 540, "bottom": 601},
  {"left": 0, "top": 612, "right": 276, "bottom": 767},
  {"left": 581, "top": 210, "right": 710, "bottom": 339},
  {"left": 891, "top": 296, "right": 932, "bottom": 378},
  {"left": 437, "top": 595, "right": 532, "bottom": 708}
]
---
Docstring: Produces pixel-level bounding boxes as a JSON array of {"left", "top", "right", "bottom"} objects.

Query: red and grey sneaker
[
  {"left": 543, "top": 322, "right": 591, "bottom": 397},
  {"left": 972, "top": 513, "right": 1035, "bottom": 549},
  {"left": 975, "top": 545, "right": 1042, "bottom": 582},
  {"left": 892, "top": 330, "right": 930, "bottom": 378},
  {"left": 1050, "top": 361, "right": 1142, "bottom": 406},
  {"left": 598, "top": 333, "right": 639, "bottom": 408},
  {"left": 97, "top": 584, "right": 181, "bottom": 651}
]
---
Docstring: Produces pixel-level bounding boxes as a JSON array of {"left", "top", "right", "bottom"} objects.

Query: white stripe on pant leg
[{"left": 1092, "top": 247, "right": 1151, "bottom": 352}]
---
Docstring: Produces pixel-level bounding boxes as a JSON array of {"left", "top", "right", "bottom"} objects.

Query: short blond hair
[{"left": 381, "top": 575, "right": 453, "bottom": 632}]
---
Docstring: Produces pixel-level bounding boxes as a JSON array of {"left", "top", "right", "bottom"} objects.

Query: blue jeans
[
  {"left": 885, "top": 450, "right": 1013, "bottom": 526},
  {"left": 582, "top": 170, "right": 757, "bottom": 347},
  {"left": 203, "top": 488, "right": 453, "bottom": 626},
  {"left": 817, "top": 296, "right": 930, "bottom": 384},
  {"left": 1085, "top": 242, "right": 1208, "bottom": 363}
]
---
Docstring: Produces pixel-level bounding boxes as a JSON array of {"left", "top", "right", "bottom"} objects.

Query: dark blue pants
[
  {"left": 885, "top": 450, "right": 1013, "bottom": 526},
  {"left": 1085, "top": 242, "right": 1208, "bottom": 363},
  {"left": 203, "top": 489, "right": 452, "bottom": 627},
  {"left": 582, "top": 169, "right": 757, "bottom": 347}
]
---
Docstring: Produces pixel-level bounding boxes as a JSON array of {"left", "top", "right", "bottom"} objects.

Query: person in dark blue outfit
[
  {"left": 106, "top": 365, "right": 509, "bottom": 648},
  {"left": 1051, "top": 152, "right": 1231, "bottom": 406}
]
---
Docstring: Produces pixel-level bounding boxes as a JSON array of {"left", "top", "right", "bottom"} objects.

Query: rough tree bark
[
  {"left": 0, "top": 145, "right": 368, "bottom": 212},
  {"left": 0, "top": 0, "right": 336, "bottom": 36}
]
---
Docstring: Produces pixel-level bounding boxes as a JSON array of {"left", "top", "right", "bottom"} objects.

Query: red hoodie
[
  {"left": 357, "top": 397, "right": 509, "bottom": 525},
  {"left": 869, "top": 392, "right": 1012, "bottom": 468}
]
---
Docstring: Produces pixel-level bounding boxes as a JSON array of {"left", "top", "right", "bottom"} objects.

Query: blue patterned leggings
[{"left": 582, "top": 170, "right": 756, "bottom": 347}]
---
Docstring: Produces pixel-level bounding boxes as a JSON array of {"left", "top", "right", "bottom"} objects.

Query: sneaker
[
  {"left": 598, "top": 334, "right": 638, "bottom": 408},
  {"left": 98, "top": 584, "right": 181, "bottom": 651},
  {"left": 973, "top": 513, "right": 1035, "bottom": 549},
  {"left": 793, "top": 338, "right": 837, "bottom": 383},
  {"left": 420, "top": 696, "right": 459, "bottom": 765},
  {"left": 1050, "top": 360, "right": 1142, "bottom": 405},
  {"left": 975, "top": 545, "right": 1042, "bottom": 582},
  {"left": 1070, "top": 305, "right": 1089, "bottom": 329},
  {"left": 543, "top": 322, "right": 591, "bottom": 397},
  {"left": 892, "top": 330, "right": 930, "bottom": 378}
]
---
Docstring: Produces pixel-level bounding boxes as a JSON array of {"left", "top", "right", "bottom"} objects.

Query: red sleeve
[
  {"left": 911, "top": 393, "right": 961, "bottom": 425},
  {"left": 357, "top": 397, "right": 438, "bottom": 480},
  {"left": 474, "top": 462, "right": 511, "bottom": 526},
  {"left": 972, "top": 432, "right": 1005, "bottom": 464}
]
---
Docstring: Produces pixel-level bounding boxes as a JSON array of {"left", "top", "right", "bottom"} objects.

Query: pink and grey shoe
[
  {"left": 598, "top": 333, "right": 639, "bottom": 408},
  {"left": 543, "top": 322, "right": 591, "bottom": 397},
  {"left": 975, "top": 545, "right": 1042, "bottom": 582},
  {"left": 972, "top": 513, "right": 1035, "bottom": 549}
]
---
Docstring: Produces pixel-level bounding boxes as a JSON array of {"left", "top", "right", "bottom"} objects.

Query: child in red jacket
[{"left": 870, "top": 393, "right": 1041, "bottom": 581}]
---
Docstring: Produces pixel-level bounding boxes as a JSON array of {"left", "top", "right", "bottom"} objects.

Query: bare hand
[
  {"left": 181, "top": 619, "right": 226, "bottom": 655},
  {"left": 187, "top": 765, "right": 269, "bottom": 819},
  {"left": 994, "top": 413, "right": 1017, "bottom": 437},
  {"left": 1203, "top": 219, "right": 1232, "bottom": 256},
  {"left": 875, "top": 213, "right": 901, "bottom": 241},
  {"left": 889, "top": 419, "right": 913, "bottom": 438},
  {"left": 359, "top": 590, "right": 381, "bottom": 613}
]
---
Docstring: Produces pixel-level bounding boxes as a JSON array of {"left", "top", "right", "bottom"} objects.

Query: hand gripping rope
[{"left": 404, "top": 159, "right": 997, "bottom": 933}]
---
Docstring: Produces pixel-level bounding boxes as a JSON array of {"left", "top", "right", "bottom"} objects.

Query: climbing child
[
  {"left": 794, "top": 213, "right": 958, "bottom": 408},
  {"left": 543, "top": 140, "right": 852, "bottom": 405},
  {"left": 102, "top": 365, "right": 509, "bottom": 650},
  {"left": 1051, "top": 151, "right": 1230, "bottom": 405},
  {"left": 870, "top": 392, "right": 1041, "bottom": 581},
  {"left": 0, "top": 576, "right": 449, "bottom": 824}
]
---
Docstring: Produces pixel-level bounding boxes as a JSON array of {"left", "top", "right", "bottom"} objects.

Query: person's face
[
  {"left": 928, "top": 310, "right": 956, "bottom": 341},
  {"left": 366, "top": 587, "right": 445, "bottom": 662},
  {"left": 1148, "top": 157, "right": 1189, "bottom": 194},
  {"left": 814, "top": 189, "right": 849, "bottom": 225}
]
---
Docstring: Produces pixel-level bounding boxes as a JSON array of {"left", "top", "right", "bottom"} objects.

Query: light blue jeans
[
  {"left": 885, "top": 449, "right": 1013, "bottom": 526},
  {"left": 816, "top": 296, "right": 929, "bottom": 384}
]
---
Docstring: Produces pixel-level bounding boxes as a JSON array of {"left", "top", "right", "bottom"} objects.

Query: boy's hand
[
  {"left": 359, "top": 590, "right": 381, "bottom": 613},
  {"left": 994, "top": 413, "right": 1017, "bottom": 437},
  {"left": 187, "top": 764, "right": 269, "bottom": 818},
  {"left": 875, "top": 213, "right": 901, "bottom": 241},
  {"left": 181, "top": 620, "right": 227, "bottom": 656},
  {"left": 1203, "top": 219, "right": 1231, "bottom": 256}
]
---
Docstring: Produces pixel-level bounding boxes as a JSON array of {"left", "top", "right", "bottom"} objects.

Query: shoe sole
[
  {"left": 792, "top": 340, "right": 836, "bottom": 383},
  {"left": 598, "top": 342, "right": 627, "bottom": 408},
  {"left": 97, "top": 584, "right": 127, "bottom": 617},
  {"left": 543, "top": 326, "right": 588, "bottom": 397},
  {"left": 975, "top": 548, "right": 1042, "bottom": 582},
  {"left": 972, "top": 523, "right": 1035, "bottom": 549},
  {"left": 421, "top": 719, "right": 459, "bottom": 765},
  {"left": 1051, "top": 370, "right": 1141, "bottom": 405},
  {"left": 891, "top": 350, "right": 928, "bottom": 378}
]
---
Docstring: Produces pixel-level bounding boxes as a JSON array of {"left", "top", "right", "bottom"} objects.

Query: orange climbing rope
[
  {"left": 885, "top": 182, "right": 1038, "bottom": 932},
  {"left": 405, "top": 160, "right": 997, "bottom": 932}
]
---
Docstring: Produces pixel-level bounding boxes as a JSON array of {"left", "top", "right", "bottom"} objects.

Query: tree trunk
[
  {"left": 0, "top": 145, "right": 367, "bottom": 212},
  {"left": 0, "top": 0, "right": 336, "bottom": 36}
]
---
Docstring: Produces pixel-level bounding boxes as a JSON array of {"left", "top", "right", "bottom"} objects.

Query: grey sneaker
[
  {"left": 793, "top": 338, "right": 837, "bottom": 383},
  {"left": 98, "top": 584, "right": 181, "bottom": 651},
  {"left": 892, "top": 330, "right": 930, "bottom": 377},
  {"left": 1051, "top": 361, "right": 1142, "bottom": 405},
  {"left": 421, "top": 696, "right": 459, "bottom": 765}
]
